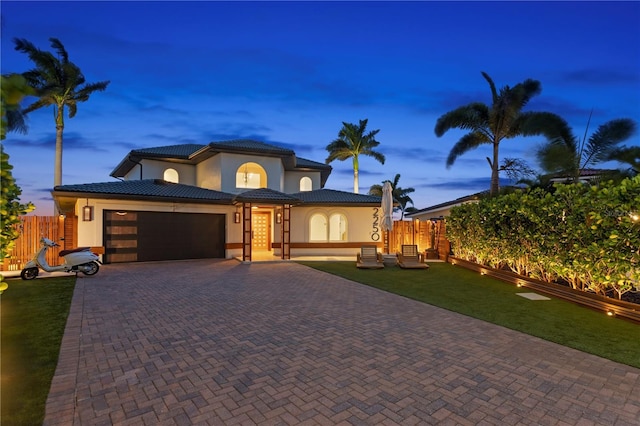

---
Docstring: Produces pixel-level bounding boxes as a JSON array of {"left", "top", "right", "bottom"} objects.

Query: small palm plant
[
  {"left": 536, "top": 112, "right": 637, "bottom": 182},
  {"left": 368, "top": 174, "right": 416, "bottom": 219}
]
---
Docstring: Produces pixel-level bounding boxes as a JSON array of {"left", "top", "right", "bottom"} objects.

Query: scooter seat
[{"left": 59, "top": 247, "right": 91, "bottom": 257}]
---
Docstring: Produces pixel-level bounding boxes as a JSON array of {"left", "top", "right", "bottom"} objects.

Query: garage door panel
[{"left": 104, "top": 210, "right": 225, "bottom": 263}]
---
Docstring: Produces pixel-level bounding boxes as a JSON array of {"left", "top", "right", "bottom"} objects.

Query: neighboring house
[
  {"left": 405, "top": 192, "right": 483, "bottom": 222},
  {"left": 547, "top": 168, "right": 613, "bottom": 184},
  {"left": 52, "top": 140, "right": 384, "bottom": 263}
]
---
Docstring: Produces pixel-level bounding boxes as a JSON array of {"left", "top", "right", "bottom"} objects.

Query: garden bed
[{"left": 449, "top": 257, "right": 640, "bottom": 323}]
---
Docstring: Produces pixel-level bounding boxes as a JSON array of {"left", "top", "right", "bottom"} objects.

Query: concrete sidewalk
[{"left": 44, "top": 259, "right": 640, "bottom": 425}]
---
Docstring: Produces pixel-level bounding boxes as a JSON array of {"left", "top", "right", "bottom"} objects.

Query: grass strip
[
  {"left": 1, "top": 276, "right": 76, "bottom": 426},
  {"left": 298, "top": 261, "right": 640, "bottom": 369}
]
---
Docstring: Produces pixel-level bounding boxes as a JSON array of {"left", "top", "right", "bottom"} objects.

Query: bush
[{"left": 447, "top": 176, "right": 640, "bottom": 299}]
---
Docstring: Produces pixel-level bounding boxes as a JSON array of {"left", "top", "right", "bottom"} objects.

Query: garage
[{"left": 104, "top": 210, "right": 226, "bottom": 263}]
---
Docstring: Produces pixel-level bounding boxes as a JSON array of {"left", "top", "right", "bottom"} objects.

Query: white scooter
[{"left": 21, "top": 237, "right": 101, "bottom": 280}]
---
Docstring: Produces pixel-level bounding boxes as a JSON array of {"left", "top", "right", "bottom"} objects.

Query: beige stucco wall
[
  {"left": 282, "top": 171, "right": 321, "bottom": 193},
  {"left": 123, "top": 159, "right": 196, "bottom": 185},
  {"left": 197, "top": 155, "right": 223, "bottom": 190},
  {"left": 281, "top": 205, "right": 381, "bottom": 256},
  {"left": 73, "top": 197, "right": 382, "bottom": 261},
  {"left": 214, "top": 153, "right": 285, "bottom": 193}
]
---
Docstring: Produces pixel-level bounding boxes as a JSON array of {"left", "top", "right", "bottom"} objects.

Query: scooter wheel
[
  {"left": 21, "top": 268, "right": 39, "bottom": 280},
  {"left": 81, "top": 261, "right": 100, "bottom": 276}
]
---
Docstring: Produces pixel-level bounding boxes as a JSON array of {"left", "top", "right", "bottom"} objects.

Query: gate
[{"left": 1, "top": 216, "right": 70, "bottom": 271}]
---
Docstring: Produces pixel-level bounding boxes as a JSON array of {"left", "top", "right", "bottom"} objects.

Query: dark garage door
[{"left": 104, "top": 210, "right": 225, "bottom": 263}]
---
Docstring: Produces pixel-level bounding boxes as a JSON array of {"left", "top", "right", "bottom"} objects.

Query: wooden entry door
[{"left": 252, "top": 212, "right": 270, "bottom": 251}]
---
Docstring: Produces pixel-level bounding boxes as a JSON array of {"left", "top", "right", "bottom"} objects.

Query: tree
[
  {"left": 1, "top": 73, "right": 36, "bottom": 266},
  {"left": 607, "top": 145, "right": 640, "bottom": 175},
  {"left": 536, "top": 113, "right": 637, "bottom": 182},
  {"left": 325, "top": 119, "right": 385, "bottom": 193},
  {"left": 434, "top": 71, "right": 570, "bottom": 196},
  {"left": 13, "top": 37, "right": 110, "bottom": 190},
  {"left": 1, "top": 73, "right": 33, "bottom": 139},
  {"left": 1, "top": 146, "right": 35, "bottom": 263},
  {"left": 368, "top": 173, "right": 416, "bottom": 219}
]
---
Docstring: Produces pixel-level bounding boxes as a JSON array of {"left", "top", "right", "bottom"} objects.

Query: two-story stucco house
[{"left": 52, "top": 140, "right": 385, "bottom": 263}]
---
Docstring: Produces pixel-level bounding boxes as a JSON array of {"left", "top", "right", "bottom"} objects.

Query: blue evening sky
[{"left": 2, "top": 1, "right": 639, "bottom": 216}]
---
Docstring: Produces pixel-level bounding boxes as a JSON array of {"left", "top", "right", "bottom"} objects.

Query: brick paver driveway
[{"left": 44, "top": 260, "right": 640, "bottom": 425}]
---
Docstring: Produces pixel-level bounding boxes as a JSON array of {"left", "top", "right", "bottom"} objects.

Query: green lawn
[
  {"left": 299, "top": 261, "right": 640, "bottom": 369},
  {"left": 1, "top": 276, "right": 76, "bottom": 426}
]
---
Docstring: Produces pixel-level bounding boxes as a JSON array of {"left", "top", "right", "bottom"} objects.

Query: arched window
[
  {"left": 329, "top": 213, "right": 347, "bottom": 241},
  {"left": 236, "top": 162, "right": 267, "bottom": 189},
  {"left": 299, "top": 176, "right": 312, "bottom": 192},
  {"left": 309, "top": 212, "right": 348, "bottom": 241},
  {"left": 164, "top": 168, "right": 179, "bottom": 183},
  {"left": 309, "top": 213, "right": 327, "bottom": 241}
]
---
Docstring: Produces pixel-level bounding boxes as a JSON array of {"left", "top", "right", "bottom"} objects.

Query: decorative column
[
  {"left": 242, "top": 202, "right": 252, "bottom": 261},
  {"left": 281, "top": 204, "right": 291, "bottom": 259}
]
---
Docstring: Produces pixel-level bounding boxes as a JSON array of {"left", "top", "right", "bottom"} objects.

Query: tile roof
[
  {"left": 53, "top": 181, "right": 381, "bottom": 207},
  {"left": 53, "top": 180, "right": 234, "bottom": 203},
  {"left": 295, "top": 157, "right": 332, "bottom": 170},
  {"left": 130, "top": 144, "right": 206, "bottom": 158},
  {"left": 293, "top": 189, "right": 382, "bottom": 205},
  {"left": 209, "top": 140, "right": 295, "bottom": 155},
  {"left": 233, "top": 188, "right": 302, "bottom": 204}
]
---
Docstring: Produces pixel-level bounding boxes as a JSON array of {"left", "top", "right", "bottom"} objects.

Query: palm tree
[
  {"left": 607, "top": 146, "right": 640, "bottom": 175},
  {"left": 536, "top": 114, "right": 637, "bottom": 182},
  {"left": 434, "top": 72, "right": 570, "bottom": 196},
  {"left": 325, "top": 119, "right": 385, "bottom": 193},
  {"left": 13, "top": 37, "right": 110, "bottom": 189},
  {"left": 368, "top": 174, "right": 416, "bottom": 219}
]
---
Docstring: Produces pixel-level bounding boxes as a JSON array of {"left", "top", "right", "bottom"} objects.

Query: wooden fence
[
  {"left": 1, "top": 215, "right": 76, "bottom": 272},
  {"left": 387, "top": 219, "right": 450, "bottom": 260}
]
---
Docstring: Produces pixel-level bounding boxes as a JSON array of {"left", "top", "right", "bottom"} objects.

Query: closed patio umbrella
[{"left": 381, "top": 181, "right": 393, "bottom": 254}]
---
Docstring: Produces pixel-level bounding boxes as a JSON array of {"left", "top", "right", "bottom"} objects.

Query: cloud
[
  {"left": 557, "top": 69, "right": 640, "bottom": 86},
  {"left": 416, "top": 176, "right": 511, "bottom": 192},
  {"left": 332, "top": 168, "right": 384, "bottom": 177},
  {"left": 2, "top": 132, "right": 110, "bottom": 152}
]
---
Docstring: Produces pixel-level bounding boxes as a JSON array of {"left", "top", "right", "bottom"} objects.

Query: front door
[{"left": 252, "top": 212, "right": 270, "bottom": 251}]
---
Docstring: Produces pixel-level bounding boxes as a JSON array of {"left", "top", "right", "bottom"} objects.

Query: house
[
  {"left": 52, "top": 140, "right": 385, "bottom": 263},
  {"left": 405, "top": 192, "right": 483, "bottom": 222}
]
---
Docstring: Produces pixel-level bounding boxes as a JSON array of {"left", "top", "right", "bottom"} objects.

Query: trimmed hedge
[{"left": 447, "top": 176, "right": 640, "bottom": 299}]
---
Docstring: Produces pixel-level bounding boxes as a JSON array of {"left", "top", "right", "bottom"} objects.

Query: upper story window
[
  {"left": 164, "top": 168, "right": 179, "bottom": 183},
  {"left": 299, "top": 176, "right": 312, "bottom": 192},
  {"left": 236, "top": 162, "right": 267, "bottom": 189}
]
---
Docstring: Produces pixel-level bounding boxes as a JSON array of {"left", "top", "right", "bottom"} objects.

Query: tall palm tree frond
[
  {"left": 13, "top": 37, "right": 110, "bottom": 192},
  {"left": 536, "top": 116, "right": 637, "bottom": 182},
  {"left": 446, "top": 132, "right": 489, "bottom": 167},
  {"left": 435, "top": 72, "right": 563, "bottom": 196},
  {"left": 607, "top": 145, "right": 640, "bottom": 173},
  {"left": 326, "top": 118, "right": 385, "bottom": 193},
  {"left": 585, "top": 118, "right": 636, "bottom": 165}
]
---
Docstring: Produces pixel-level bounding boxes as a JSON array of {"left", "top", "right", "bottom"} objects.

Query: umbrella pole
[{"left": 386, "top": 229, "right": 389, "bottom": 254}]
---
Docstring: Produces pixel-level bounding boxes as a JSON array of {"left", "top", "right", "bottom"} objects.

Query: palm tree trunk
[
  {"left": 353, "top": 155, "right": 359, "bottom": 193},
  {"left": 54, "top": 125, "right": 63, "bottom": 187},
  {"left": 54, "top": 106, "right": 64, "bottom": 215},
  {"left": 490, "top": 142, "right": 500, "bottom": 196}
]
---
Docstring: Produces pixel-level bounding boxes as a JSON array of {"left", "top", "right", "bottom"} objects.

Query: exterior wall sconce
[
  {"left": 234, "top": 211, "right": 241, "bottom": 224},
  {"left": 82, "top": 205, "right": 94, "bottom": 221},
  {"left": 276, "top": 211, "right": 282, "bottom": 224}
]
